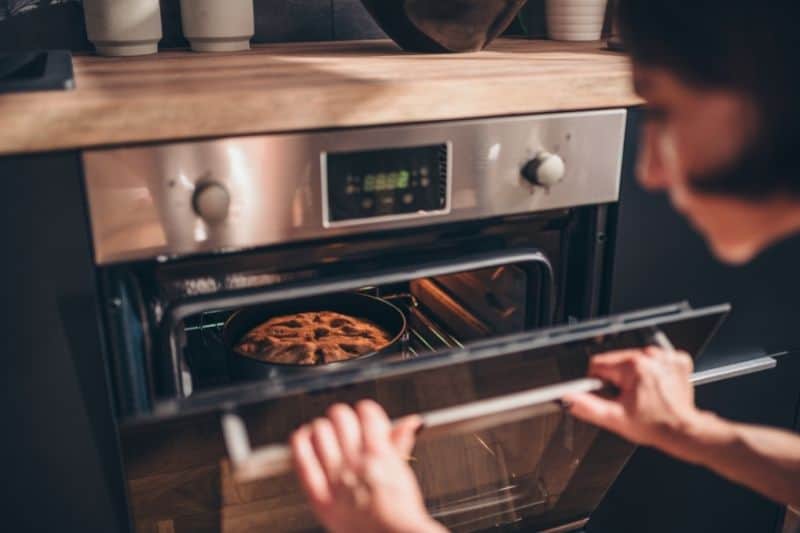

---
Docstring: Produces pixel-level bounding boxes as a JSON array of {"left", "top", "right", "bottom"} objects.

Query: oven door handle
[
  {"left": 221, "top": 355, "right": 776, "bottom": 483},
  {"left": 221, "top": 377, "right": 604, "bottom": 483}
]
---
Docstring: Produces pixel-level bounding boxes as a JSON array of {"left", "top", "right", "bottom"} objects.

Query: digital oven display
[{"left": 324, "top": 143, "right": 448, "bottom": 224}]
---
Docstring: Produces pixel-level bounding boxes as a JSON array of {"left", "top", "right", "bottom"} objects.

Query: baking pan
[{"left": 223, "top": 292, "right": 406, "bottom": 381}]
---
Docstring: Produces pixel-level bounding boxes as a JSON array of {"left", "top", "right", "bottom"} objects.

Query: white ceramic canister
[
  {"left": 83, "top": 0, "right": 163, "bottom": 57},
  {"left": 546, "top": 0, "right": 609, "bottom": 42},
  {"left": 180, "top": 0, "right": 255, "bottom": 52}
]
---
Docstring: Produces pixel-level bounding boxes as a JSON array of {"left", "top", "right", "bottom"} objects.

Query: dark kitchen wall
[
  {"left": 0, "top": 0, "right": 538, "bottom": 53},
  {"left": 0, "top": 0, "right": 90, "bottom": 51}
]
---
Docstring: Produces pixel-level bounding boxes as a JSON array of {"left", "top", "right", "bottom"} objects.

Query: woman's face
[{"left": 634, "top": 65, "right": 800, "bottom": 264}]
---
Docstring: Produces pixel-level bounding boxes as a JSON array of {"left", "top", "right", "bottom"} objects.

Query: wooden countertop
[{"left": 0, "top": 38, "right": 641, "bottom": 156}]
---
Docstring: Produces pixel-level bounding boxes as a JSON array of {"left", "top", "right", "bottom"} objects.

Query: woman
[{"left": 289, "top": 1, "right": 800, "bottom": 531}]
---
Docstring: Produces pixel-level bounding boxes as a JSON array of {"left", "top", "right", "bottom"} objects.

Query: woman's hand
[
  {"left": 564, "top": 346, "right": 703, "bottom": 451},
  {"left": 291, "top": 399, "right": 445, "bottom": 533},
  {"left": 566, "top": 347, "right": 800, "bottom": 507}
]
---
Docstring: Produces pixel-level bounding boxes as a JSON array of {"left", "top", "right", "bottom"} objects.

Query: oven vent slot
[
  {"left": 439, "top": 143, "right": 449, "bottom": 208},
  {"left": 548, "top": 321, "right": 612, "bottom": 339},
  {"left": 620, "top": 303, "right": 690, "bottom": 324}
]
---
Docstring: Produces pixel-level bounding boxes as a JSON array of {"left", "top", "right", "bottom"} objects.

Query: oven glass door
[{"left": 180, "top": 306, "right": 764, "bottom": 531}]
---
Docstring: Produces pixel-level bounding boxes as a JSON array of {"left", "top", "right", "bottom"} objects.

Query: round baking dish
[{"left": 223, "top": 292, "right": 407, "bottom": 381}]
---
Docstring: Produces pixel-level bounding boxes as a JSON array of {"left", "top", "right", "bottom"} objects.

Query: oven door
[{"left": 119, "top": 303, "right": 776, "bottom": 533}]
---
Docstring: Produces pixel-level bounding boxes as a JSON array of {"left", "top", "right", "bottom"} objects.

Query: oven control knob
[
  {"left": 192, "top": 181, "right": 230, "bottom": 224},
  {"left": 522, "top": 152, "right": 566, "bottom": 188}
]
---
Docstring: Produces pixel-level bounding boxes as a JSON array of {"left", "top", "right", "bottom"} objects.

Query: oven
[{"left": 81, "top": 110, "right": 776, "bottom": 532}]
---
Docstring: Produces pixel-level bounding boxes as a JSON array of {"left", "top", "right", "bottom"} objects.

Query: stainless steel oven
[{"left": 81, "top": 110, "right": 777, "bottom": 532}]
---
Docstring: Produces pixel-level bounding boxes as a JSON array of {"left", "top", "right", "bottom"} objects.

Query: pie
[{"left": 234, "top": 311, "right": 392, "bottom": 365}]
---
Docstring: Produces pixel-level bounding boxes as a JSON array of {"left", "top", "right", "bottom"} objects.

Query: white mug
[
  {"left": 83, "top": 0, "right": 163, "bottom": 57},
  {"left": 180, "top": 0, "right": 255, "bottom": 53},
  {"left": 546, "top": 0, "right": 609, "bottom": 42}
]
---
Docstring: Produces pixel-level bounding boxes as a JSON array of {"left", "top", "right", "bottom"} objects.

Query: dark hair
[{"left": 617, "top": 1, "right": 800, "bottom": 197}]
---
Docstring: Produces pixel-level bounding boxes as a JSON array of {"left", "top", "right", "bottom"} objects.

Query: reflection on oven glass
[{"left": 415, "top": 409, "right": 598, "bottom": 532}]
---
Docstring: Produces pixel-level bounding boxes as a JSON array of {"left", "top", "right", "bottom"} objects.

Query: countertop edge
[{"left": 0, "top": 40, "right": 643, "bottom": 156}]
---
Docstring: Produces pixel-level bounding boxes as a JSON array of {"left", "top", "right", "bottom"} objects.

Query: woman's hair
[{"left": 617, "top": 1, "right": 800, "bottom": 196}]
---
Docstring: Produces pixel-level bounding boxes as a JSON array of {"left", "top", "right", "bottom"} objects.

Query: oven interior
[{"left": 179, "top": 254, "right": 552, "bottom": 377}]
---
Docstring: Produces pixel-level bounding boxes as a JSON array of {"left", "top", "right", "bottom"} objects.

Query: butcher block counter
[{"left": 0, "top": 38, "right": 641, "bottom": 157}]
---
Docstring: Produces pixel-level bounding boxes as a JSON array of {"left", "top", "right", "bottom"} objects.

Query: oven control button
[
  {"left": 522, "top": 152, "right": 566, "bottom": 188},
  {"left": 192, "top": 181, "right": 230, "bottom": 224}
]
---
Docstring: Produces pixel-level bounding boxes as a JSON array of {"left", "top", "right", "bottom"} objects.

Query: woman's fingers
[
  {"left": 588, "top": 350, "right": 641, "bottom": 387},
  {"left": 328, "top": 402, "right": 419, "bottom": 459},
  {"left": 391, "top": 415, "right": 422, "bottom": 458},
  {"left": 310, "top": 418, "right": 344, "bottom": 481},
  {"left": 356, "top": 399, "right": 393, "bottom": 454},
  {"left": 590, "top": 349, "right": 644, "bottom": 368},
  {"left": 644, "top": 346, "right": 694, "bottom": 373},
  {"left": 291, "top": 425, "right": 332, "bottom": 506},
  {"left": 565, "top": 392, "right": 627, "bottom": 434},
  {"left": 328, "top": 403, "right": 363, "bottom": 465}
]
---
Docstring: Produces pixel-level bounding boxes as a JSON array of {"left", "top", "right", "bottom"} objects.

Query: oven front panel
[{"left": 83, "top": 110, "right": 625, "bottom": 265}]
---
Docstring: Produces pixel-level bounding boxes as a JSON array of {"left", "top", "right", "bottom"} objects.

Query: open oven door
[{"left": 216, "top": 303, "right": 776, "bottom": 533}]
